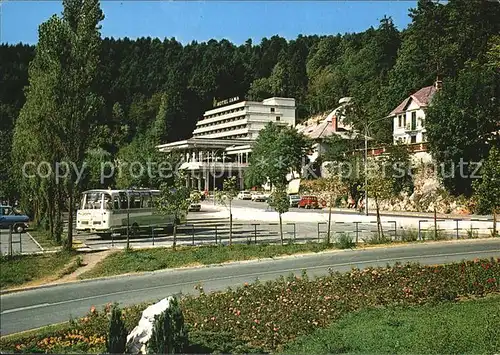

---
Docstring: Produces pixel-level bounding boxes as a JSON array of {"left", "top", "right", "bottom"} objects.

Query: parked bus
[{"left": 76, "top": 189, "right": 185, "bottom": 237}]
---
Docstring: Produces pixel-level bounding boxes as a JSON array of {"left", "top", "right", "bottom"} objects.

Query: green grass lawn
[
  {"left": 286, "top": 295, "right": 500, "bottom": 354},
  {"left": 0, "top": 252, "right": 76, "bottom": 289},
  {"left": 79, "top": 242, "right": 337, "bottom": 279}
]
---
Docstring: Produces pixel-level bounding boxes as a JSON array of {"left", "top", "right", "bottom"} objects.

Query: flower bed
[
  {"left": 181, "top": 258, "right": 499, "bottom": 351},
  {"left": 1, "top": 258, "right": 498, "bottom": 353},
  {"left": 0, "top": 303, "right": 147, "bottom": 353}
]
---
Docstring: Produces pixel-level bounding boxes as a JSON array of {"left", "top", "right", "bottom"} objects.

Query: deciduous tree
[
  {"left": 268, "top": 183, "right": 290, "bottom": 245},
  {"left": 157, "top": 173, "right": 190, "bottom": 250},
  {"left": 472, "top": 147, "right": 500, "bottom": 216},
  {"left": 426, "top": 65, "right": 499, "bottom": 196},
  {"left": 215, "top": 176, "right": 239, "bottom": 245}
]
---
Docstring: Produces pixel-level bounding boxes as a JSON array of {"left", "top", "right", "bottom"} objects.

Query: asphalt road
[
  {"left": 0, "top": 229, "right": 41, "bottom": 256},
  {"left": 1, "top": 239, "right": 499, "bottom": 335}
]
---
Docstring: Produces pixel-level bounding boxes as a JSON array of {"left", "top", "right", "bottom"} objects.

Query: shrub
[
  {"left": 107, "top": 304, "right": 127, "bottom": 354},
  {"left": 400, "top": 228, "right": 418, "bottom": 242},
  {"left": 465, "top": 225, "right": 479, "bottom": 239},
  {"left": 364, "top": 232, "right": 392, "bottom": 245},
  {"left": 425, "top": 228, "right": 448, "bottom": 241},
  {"left": 335, "top": 233, "right": 356, "bottom": 249},
  {"left": 147, "top": 297, "right": 188, "bottom": 354}
]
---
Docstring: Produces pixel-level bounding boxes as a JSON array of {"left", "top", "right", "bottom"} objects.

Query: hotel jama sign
[{"left": 213, "top": 96, "right": 240, "bottom": 108}]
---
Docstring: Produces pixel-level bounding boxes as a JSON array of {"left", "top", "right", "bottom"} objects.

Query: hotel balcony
[
  {"left": 179, "top": 161, "right": 249, "bottom": 171},
  {"left": 193, "top": 118, "right": 248, "bottom": 134},
  {"left": 196, "top": 127, "right": 250, "bottom": 140}
]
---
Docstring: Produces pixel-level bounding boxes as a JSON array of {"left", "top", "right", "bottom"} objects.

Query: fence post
[
  {"left": 192, "top": 224, "right": 195, "bottom": 246},
  {"left": 8, "top": 225, "right": 13, "bottom": 257},
  {"left": 293, "top": 223, "right": 296, "bottom": 242},
  {"left": 391, "top": 221, "right": 397, "bottom": 241},
  {"left": 215, "top": 225, "right": 218, "bottom": 244},
  {"left": 455, "top": 219, "right": 460, "bottom": 240},
  {"left": 418, "top": 220, "right": 422, "bottom": 241},
  {"left": 254, "top": 224, "right": 257, "bottom": 244},
  {"left": 317, "top": 222, "right": 320, "bottom": 242},
  {"left": 19, "top": 230, "right": 22, "bottom": 254},
  {"left": 152, "top": 226, "right": 155, "bottom": 246},
  {"left": 111, "top": 228, "right": 114, "bottom": 247},
  {"left": 493, "top": 209, "right": 497, "bottom": 237},
  {"left": 434, "top": 208, "right": 438, "bottom": 240},
  {"left": 354, "top": 222, "right": 359, "bottom": 243}
]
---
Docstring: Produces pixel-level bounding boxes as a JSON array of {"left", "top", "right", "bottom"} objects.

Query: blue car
[{"left": 0, "top": 205, "right": 30, "bottom": 233}]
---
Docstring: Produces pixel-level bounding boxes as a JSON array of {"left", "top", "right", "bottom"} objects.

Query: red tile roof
[{"left": 389, "top": 85, "right": 437, "bottom": 116}]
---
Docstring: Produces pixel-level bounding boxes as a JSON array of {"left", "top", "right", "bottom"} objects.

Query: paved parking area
[
  {"left": 0, "top": 229, "right": 43, "bottom": 255},
  {"left": 72, "top": 211, "right": 393, "bottom": 251}
]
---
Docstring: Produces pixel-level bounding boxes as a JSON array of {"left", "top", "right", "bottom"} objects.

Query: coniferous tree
[{"left": 107, "top": 304, "right": 127, "bottom": 354}]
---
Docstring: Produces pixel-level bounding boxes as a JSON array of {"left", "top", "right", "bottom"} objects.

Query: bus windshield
[{"left": 82, "top": 192, "right": 103, "bottom": 210}]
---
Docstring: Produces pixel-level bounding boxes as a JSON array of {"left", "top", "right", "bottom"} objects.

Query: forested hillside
[{"left": 1, "top": 0, "right": 499, "bottom": 199}]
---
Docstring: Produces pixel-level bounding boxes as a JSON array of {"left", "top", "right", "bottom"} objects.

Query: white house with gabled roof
[{"left": 390, "top": 80, "right": 442, "bottom": 145}]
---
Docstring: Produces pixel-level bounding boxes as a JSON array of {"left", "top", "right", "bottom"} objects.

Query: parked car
[
  {"left": 251, "top": 192, "right": 270, "bottom": 202},
  {"left": 0, "top": 205, "right": 30, "bottom": 233},
  {"left": 237, "top": 191, "right": 252, "bottom": 200},
  {"left": 188, "top": 202, "right": 201, "bottom": 212},
  {"left": 288, "top": 194, "right": 301, "bottom": 207},
  {"left": 298, "top": 195, "right": 321, "bottom": 209}
]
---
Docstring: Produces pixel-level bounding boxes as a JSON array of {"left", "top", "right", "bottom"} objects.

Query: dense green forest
[{"left": 1, "top": 0, "right": 499, "bottom": 201}]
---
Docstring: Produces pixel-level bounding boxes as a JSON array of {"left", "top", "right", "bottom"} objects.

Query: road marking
[
  {"left": 26, "top": 232, "right": 44, "bottom": 252},
  {"left": 1, "top": 249, "right": 499, "bottom": 315},
  {"left": 1, "top": 303, "right": 50, "bottom": 314}
]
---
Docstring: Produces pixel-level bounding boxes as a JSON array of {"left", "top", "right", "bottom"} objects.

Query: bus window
[
  {"left": 141, "top": 192, "right": 152, "bottom": 208},
  {"left": 119, "top": 192, "right": 128, "bottom": 209},
  {"left": 151, "top": 192, "right": 160, "bottom": 208},
  {"left": 129, "top": 192, "right": 141, "bottom": 209},
  {"left": 104, "top": 193, "right": 113, "bottom": 210},
  {"left": 113, "top": 196, "right": 120, "bottom": 210}
]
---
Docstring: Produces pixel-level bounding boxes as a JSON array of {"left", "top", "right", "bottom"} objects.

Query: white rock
[{"left": 126, "top": 297, "right": 174, "bottom": 354}]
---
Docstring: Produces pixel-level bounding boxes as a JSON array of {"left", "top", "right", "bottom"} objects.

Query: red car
[{"left": 298, "top": 195, "right": 321, "bottom": 209}]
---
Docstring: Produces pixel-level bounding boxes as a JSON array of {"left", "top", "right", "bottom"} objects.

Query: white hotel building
[{"left": 157, "top": 97, "right": 296, "bottom": 191}]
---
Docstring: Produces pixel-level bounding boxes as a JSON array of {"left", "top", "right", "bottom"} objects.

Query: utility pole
[
  {"left": 364, "top": 127, "right": 369, "bottom": 216},
  {"left": 126, "top": 192, "right": 130, "bottom": 250}
]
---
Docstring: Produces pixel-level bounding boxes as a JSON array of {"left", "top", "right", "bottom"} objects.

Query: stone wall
[{"left": 300, "top": 166, "right": 473, "bottom": 214}]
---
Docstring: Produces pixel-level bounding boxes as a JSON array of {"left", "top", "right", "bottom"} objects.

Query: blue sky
[{"left": 1, "top": 1, "right": 416, "bottom": 45}]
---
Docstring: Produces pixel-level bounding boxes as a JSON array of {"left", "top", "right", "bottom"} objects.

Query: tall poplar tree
[{"left": 13, "top": 0, "right": 104, "bottom": 249}]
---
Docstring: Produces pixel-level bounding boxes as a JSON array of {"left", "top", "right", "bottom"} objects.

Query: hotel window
[
  {"left": 276, "top": 116, "right": 280, "bottom": 121},
  {"left": 270, "top": 107, "right": 275, "bottom": 113},
  {"left": 410, "top": 135, "right": 417, "bottom": 144},
  {"left": 398, "top": 115, "right": 402, "bottom": 127}
]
